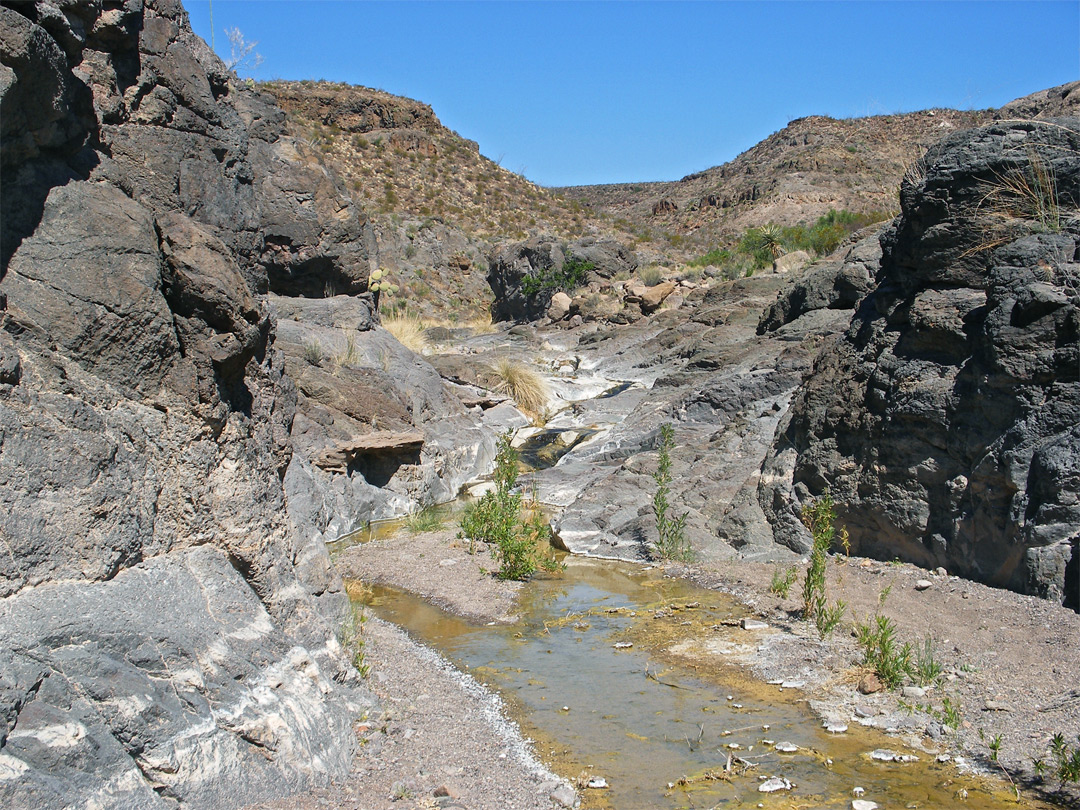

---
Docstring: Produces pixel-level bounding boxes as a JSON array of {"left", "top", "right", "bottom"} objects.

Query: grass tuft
[
  {"left": 384, "top": 315, "right": 429, "bottom": 354},
  {"left": 490, "top": 357, "right": 550, "bottom": 417}
]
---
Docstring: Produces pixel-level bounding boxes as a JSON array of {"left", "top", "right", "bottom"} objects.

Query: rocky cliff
[
  {"left": 0, "top": 1, "right": 376, "bottom": 806},
  {"left": 759, "top": 118, "right": 1080, "bottom": 607}
]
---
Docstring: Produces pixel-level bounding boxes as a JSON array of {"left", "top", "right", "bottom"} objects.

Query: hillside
[
  {"left": 263, "top": 80, "right": 637, "bottom": 320},
  {"left": 559, "top": 109, "right": 996, "bottom": 246}
]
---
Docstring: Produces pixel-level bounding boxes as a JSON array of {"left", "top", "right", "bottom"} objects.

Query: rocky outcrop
[
  {"left": 759, "top": 118, "right": 1080, "bottom": 607},
  {"left": 0, "top": 1, "right": 376, "bottom": 806},
  {"left": 488, "top": 235, "right": 637, "bottom": 322},
  {"left": 757, "top": 227, "right": 883, "bottom": 333},
  {"left": 995, "top": 80, "right": 1080, "bottom": 121}
]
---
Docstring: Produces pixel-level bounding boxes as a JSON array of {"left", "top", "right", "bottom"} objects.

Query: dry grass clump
[
  {"left": 383, "top": 315, "right": 429, "bottom": 354},
  {"left": 977, "top": 150, "right": 1066, "bottom": 234},
  {"left": 638, "top": 265, "right": 665, "bottom": 286},
  {"left": 464, "top": 312, "right": 498, "bottom": 334},
  {"left": 490, "top": 357, "right": 549, "bottom": 418}
]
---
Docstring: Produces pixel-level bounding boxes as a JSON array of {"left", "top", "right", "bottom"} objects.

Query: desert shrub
[
  {"left": 856, "top": 614, "right": 912, "bottom": 689},
  {"left": 338, "top": 603, "right": 370, "bottom": 678},
  {"left": 638, "top": 265, "right": 665, "bottom": 286},
  {"left": 460, "top": 433, "right": 561, "bottom": 580},
  {"left": 520, "top": 257, "right": 593, "bottom": 297},
  {"left": 770, "top": 566, "right": 799, "bottom": 598},
  {"left": 384, "top": 315, "right": 428, "bottom": 354},
  {"left": 303, "top": 339, "right": 323, "bottom": 366}
]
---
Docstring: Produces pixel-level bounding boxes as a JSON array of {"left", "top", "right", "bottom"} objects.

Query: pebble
[
  {"left": 613, "top": 642, "right": 633, "bottom": 649},
  {"left": 934, "top": 567, "right": 947, "bottom": 576},
  {"left": 853, "top": 786, "right": 865, "bottom": 796},
  {"left": 774, "top": 741, "right": 799, "bottom": 753},
  {"left": 824, "top": 722, "right": 848, "bottom": 734},
  {"left": 550, "top": 784, "right": 576, "bottom": 808},
  {"left": 902, "top": 686, "right": 926, "bottom": 699},
  {"left": 758, "top": 777, "right": 793, "bottom": 793},
  {"left": 586, "top": 777, "right": 608, "bottom": 789},
  {"left": 854, "top": 705, "right": 875, "bottom": 718},
  {"left": 915, "top": 579, "right": 933, "bottom": 591},
  {"left": 852, "top": 801, "right": 879, "bottom": 810},
  {"left": 984, "top": 700, "right": 1013, "bottom": 712},
  {"left": 937, "top": 754, "right": 952, "bottom": 763},
  {"left": 741, "top": 618, "right": 770, "bottom": 630},
  {"left": 780, "top": 680, "right": 805, "bottom": 689}
]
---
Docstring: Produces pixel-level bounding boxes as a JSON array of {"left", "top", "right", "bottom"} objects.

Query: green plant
[
  {"left": 856, "top": 614, "right": 912, "bottom": 690},
  {"left": 652, "top": 424, "right": 692, "bottom": 562},
  {"left": 912, "top": 637, "right": 945, "bottom": 686},
  {"left": 339, "top": 602, "right": 370, "bottom": 678},
  {"left": 369, "top": 268, "right": 399, "bottom": 313},
  {"left": 333, "top": 331, "right": 361, "bottom": 369},
  {"left": 405, "top": 506, "right": 445, "bottom": 533},
  {"left": 770, "top": 566, "right": 799, "bottom": 598},
  {"left": 800, "top": 491, "right": 836, "bottom": 618},
  {"left": 519, "top": 257, "right": 593, "bottom": 297},
  {"left": 1049, "top": 732, "right": 1080, "bottom": 784},
  {"left": 303, "top": 339, "right": 323, "bottom": 366},
  {"left": 460, "top": 433, "right": 560, "bottom": 580},
  {"left": 815, "top": 598, "right": 847, "bottom": 640}
]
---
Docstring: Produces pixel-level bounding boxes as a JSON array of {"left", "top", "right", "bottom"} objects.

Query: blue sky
[{"left": 185, "top": 1, "right": 1079, "bottom": 187}]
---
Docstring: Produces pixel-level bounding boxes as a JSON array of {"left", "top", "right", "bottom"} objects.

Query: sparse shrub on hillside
[
  {"left": 302, "top": 339, "right": 323, "bottom": 366},
  {"left": 800, "top": 491, "right": 848, "bottom": 639},
  {"left": 638, "top": 265, "right": 665, "bottom": 286}
]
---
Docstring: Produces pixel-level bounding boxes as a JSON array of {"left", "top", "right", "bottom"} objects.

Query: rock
[
  {"left": 312, "top": 431, "right": 425, "bottom": 474},
  {"left": 858, "top": 674, "right": 884, "bottom": 694},
  {"left": 740, "top": 618, "right": 770, "bottom": 630},
  {"left": 758, "top": 119, "right": 1080, "bottom": 607},
  {"left": 0, "top": 3, "right": 375, "bottom": 806},
  {"left": 870, "top": 749, "right": 919, "bottom": 763},
  {"left": 758, "top": 229, "right": 882, "bottom": 333},
  {"left": 640, "top": 281, "right": 676, "bottom": 313},
  {"left": 854, "top": 705, "right": 875, "bottom": 718},
  {"left": 488, "top": 235, "right": 636, "bottom": 323},
  {"left": 586, "top": 777, "right": 608, "bottom": 789},
  {"left": 914, "top": 579, "right": 933, "bottom": 591},
  {"left": 824, "top": 722, "right": 849, "bottom": 733},
  {"left": 852, "top": 800, "right": 880, "bottom": 810},
  {"left": 774, "top": 742, "right": 799, "bottom": 753},
  {"left": 934, "top": 566, "right": 948, "bottom": 576},
  {"left": 902, "top": 686, "right": 926, "bottom": 698},
  {"left": 548, "top": 291, "right": 572, "bottom": 321},
  {"left": 772, "top": 249, "right": 812, "bottom": 274},
  {"left": 758, "top": 777, "right": 793, "bottom": 793},
  {"left": 652, "top": 198, "right": 678, "bottom": 215},
  {"left": 433, "top": 783, "right": 461, "bottom": 799},
  {"left": 984, "top": 700, "right": 1013, "bottom": 712},
  {"left": 550, "top": 784, "right": 577, "bottom": 807}
]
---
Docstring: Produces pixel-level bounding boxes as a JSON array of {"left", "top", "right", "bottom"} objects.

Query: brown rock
[
  {"left": 547, "top": 291, "right": 572, "bottom": 321},
  {"left": 858, "top": 673, "right": 883, "bottom": 694},
  {"left": 640, "top": 281, "right": 676, "bottom": 313}
]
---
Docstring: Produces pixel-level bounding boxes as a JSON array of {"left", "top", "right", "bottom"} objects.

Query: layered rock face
[
  {"left": 761, "top": 119, "right": 1080, "bottom": 607},
  {"left": 0, "top": 1, "right": 374, "bottom": 806}
]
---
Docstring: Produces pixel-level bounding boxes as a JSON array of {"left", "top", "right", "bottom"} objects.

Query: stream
[{"left": 353, "top": 557, "right": 1048, "bottom": 810}]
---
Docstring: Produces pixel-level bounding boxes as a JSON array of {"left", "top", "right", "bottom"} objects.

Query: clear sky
[{"left": 185, "top": 1, "right": 1079, "bottom": 187}]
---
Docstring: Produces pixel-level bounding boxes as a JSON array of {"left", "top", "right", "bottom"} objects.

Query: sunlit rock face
[
  {"left": 761, "top": 118, "right": 1080, "bottom": 608},
  {"left": 0, "top": 1, "right": 375, "bottom": 806}
]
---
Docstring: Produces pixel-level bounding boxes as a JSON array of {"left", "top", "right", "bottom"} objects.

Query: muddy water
[{"left": 357, "top": 557, "right": 1047, "bottom": 810}]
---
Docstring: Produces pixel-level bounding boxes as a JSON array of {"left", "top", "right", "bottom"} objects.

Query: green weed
[
  {"left": 770, "top": 566, "right": 799, "bottom": 599},
  {"left": 856, "top": 614, "right": 912, "bottom": 689},
  {"left": 339, "top": 602, "right": 371, "bottom": 678},
  {"left": 652, "top": 424, "right": 692, "bottom": 562}
]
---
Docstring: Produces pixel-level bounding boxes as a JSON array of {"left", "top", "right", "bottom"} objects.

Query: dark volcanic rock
[
  {"left": 760, "top": 118, "right": 1080, "bottom": 607},
  {"left": 0, "top": 1, "right": 375, "bottom": 807},
  {"left": 488, "top": 235, "right": 637, "bottom": 322},
  {"left": 757, "top": 227, "right": 883, "bottom": 333}
]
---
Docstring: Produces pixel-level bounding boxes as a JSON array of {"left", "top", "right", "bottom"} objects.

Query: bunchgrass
[
  {"left": 383, "top": 315, "right": 429, "bottom": 354},
  {"left": 490, "top": 357, "right": 549, "bottom": 418}
]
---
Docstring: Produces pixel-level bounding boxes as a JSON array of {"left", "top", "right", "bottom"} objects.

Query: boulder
[
  {"left": 640, "top": 281, "right": 676, "bottom": 313},
  {"left": 547, "top": 291, "right": 572, "bottom": 321},
  {"left": 771, "top": 249, "right": 812, "bottom": 274}
]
